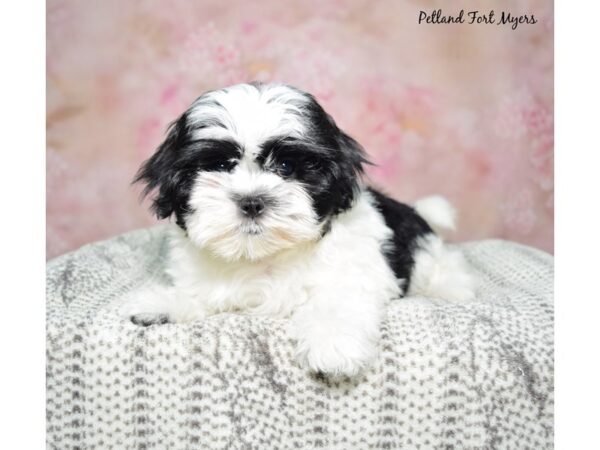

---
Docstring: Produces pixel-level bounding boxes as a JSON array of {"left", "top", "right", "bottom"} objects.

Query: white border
[
  {"left": 0, "top": 1, "right": 46, "bottom": 448},
  {"left": 555, "top": 0, "right": 600, "bottom": 448}
]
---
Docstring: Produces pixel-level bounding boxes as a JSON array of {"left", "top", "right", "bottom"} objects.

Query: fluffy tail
[
  {"left": 410, "top": 196, "right": 475, "bottom": 301},
  {"left": 413, "top": 195, "right": 456, "bottom": 235}
]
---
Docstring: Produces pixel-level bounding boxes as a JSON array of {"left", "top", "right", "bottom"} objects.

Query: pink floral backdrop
[{"left": 47, "top": 0, "right": 553, "bottom": 259}]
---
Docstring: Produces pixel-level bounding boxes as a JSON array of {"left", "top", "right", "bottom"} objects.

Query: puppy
[{"left": 126, "top": 82, "right": 474, "bottom": 376}]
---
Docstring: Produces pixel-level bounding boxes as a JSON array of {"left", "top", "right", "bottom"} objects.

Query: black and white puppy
[{"left": 126, "top": 82, "right": 474, "bottom": 376}]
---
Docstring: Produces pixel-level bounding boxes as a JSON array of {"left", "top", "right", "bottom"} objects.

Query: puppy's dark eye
[
  {"left": 207, "top": 160, "right": 236, "bottom": 172},
  {"left": 276, "top": 159, "right": 295, "bottom": 177}
]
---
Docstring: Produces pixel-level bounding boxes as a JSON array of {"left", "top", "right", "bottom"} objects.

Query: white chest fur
[{"left": 166, "top": 190, "right": 401, "bottom": 319}]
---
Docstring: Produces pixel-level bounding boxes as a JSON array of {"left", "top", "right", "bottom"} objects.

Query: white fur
[
  {"left": 189, "top": 83, "right": 307, "bottom": 154},
  {"left": 186, "top": 167, "right": 322, "bottom": 261},
  {"left": 408, "top": 234, "right": 475, "bottom": 302},
  {"left": 413, "top": 195, "right": 456, "bottom": 234},
  {"left": 410, "top": 196, "right": 475, "bottom": 301}
]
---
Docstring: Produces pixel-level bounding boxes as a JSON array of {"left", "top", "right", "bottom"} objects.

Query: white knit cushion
[{"left": 46, "top": 225, "right": 554, "bottom": 449}]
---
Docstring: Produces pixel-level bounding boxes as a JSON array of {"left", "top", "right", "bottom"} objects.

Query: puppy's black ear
[
  {"left": 331, "top": 129, "right": 370, "bottom": 213},
  {"left": 337, "top": 130, "right": 369, "bottom": 175},
  {"left": 133, "top": 114, "right": 188, "bottom": 221}
]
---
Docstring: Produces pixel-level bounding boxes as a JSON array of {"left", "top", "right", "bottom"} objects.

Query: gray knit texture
[{"left": 47, "top": 225, "right": 554, "bottom": 449}]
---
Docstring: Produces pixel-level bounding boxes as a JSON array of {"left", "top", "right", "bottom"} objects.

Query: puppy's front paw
[
  {"left": 130, "top": 313, "right": 170, "bottom": 327},
  {"left": 295, "top": 333, "right": 377, "bottom": 377},
  {"left": 120, "top": 286, "right": 206, "bottom": 324}
]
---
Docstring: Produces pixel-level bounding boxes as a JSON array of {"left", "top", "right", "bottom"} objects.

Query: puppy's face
[{"left": 136, "top": 83, "right": 366, "bottom": 261}]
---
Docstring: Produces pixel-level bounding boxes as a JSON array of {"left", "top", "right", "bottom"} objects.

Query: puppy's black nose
[{"left": 239, "top": 196, "right": 265, "bottom": 218}]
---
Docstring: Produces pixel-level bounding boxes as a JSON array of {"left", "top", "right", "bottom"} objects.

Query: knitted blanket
[{"left": 46, "top": 225, "right": 554, "bottom": 449}]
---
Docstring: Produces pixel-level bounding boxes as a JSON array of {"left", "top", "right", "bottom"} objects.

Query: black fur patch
[
  {"left": 133, "top": 112, "right": 242, "bottom": 228},
  {"left": 257, "top": 132, "right": 367, "bottom": 220},
  {"left": 367, "top": 188, "right": 434, "bottom": 291},
  {"left": 301, "top": 91, "right": 369, "bottom": 218}
]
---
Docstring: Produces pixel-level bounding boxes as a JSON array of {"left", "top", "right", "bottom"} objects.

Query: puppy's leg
[
  {"left": 120, "top": 285, "right": 207, "bottom": 326},
  {"left": 408, "top": 233, "right": 475, "bottom": 301},
  {"left": 291, "top": 291, "right": 385, "bottom": 377}
]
